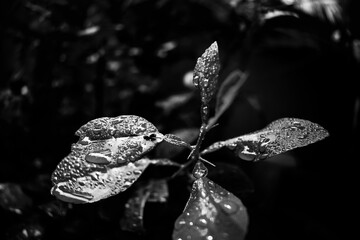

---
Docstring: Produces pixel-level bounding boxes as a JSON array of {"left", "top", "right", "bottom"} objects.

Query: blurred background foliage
[{"left": 0, "top": 0, "right": 359, "bottom": 239}]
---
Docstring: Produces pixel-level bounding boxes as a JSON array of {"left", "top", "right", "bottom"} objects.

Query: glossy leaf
[
  {"left": 201, "top": 118, "right": 329, "bottom": 161},
  {"left": 164, "top": 134, "right": 192, "bottom": 149},
  {"left": 193, "top": 41, "right": 220, "bottom": 104},
  {"left": 120, "top": 179, "right": 169, "bottom": 233},
  {"left": 157, "top": 128, "right": 198, "bottom": 158},
  {"left": 75, "top": 115, "right": 159, "bottom": 140},
  {"left": 51, "top": 158, "right": 153, "bottom": 204},
  {"left": 172, "top": 177, "right": 248, "bottom": 240},
  {"left": 193, "top": 42, "right": 220, "bottom": 124},
  {"left": 51, "top": 115, "right": 165, "bottom": 204}
]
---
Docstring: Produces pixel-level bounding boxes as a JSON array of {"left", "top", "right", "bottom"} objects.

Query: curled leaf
[
  {"left": 201, "top": 118, "right": 329, "bottom": 161},
  {"left": 172, "top": 177, "right": 248, "bottom": 240}
]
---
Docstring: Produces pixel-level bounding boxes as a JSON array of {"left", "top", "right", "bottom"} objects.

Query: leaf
[
  {"left": 164, "top": 134, "right": 192, "bottom": 149},
  {"left": 51, "top": 158, "right": 153, "bottom": 204},
  {"left": 193, "top": 41, "right": 220, "bottom": 105},
  {"left": 172, "top": 177, "right": 248, "bottom": 240},
  {"left": 51, "top": 115, "right": 165, "bottom": 204},
  {"left": 208, "top": 70, "right": 248, "bottom": 128},
  {"left": 157, "top": 128, "right": 199, "bottom": 158},
  {"left": 120, "top": 179, "right": 169, "bottom": 233},
  {"left": 201, "top": 118, "right": 329, "bottom": 161},
  {"left": 284, "top": 0, "right": 342, "bottom": 23},
  {"left": 75, "top": 115, "right": 159, "bottom": 140}
]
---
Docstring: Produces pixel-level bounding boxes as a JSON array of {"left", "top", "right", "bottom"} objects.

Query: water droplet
[
  {"left": 238, "top": 152, "right": 256, "bottom": 161},
  {"left": 193, "top": 75, "right": 200, "bottom": 87},
  {"left": 85, "top": 153, "right": 111, "bottom": 164},
  {"left": 195, "top": 217, "right": 208, "bottom": 228},
  {"left": 192, "top": 161, "right": 208, "bottom": 179},
  {"left": 202, "top": 78, "right": 209, "bottom": 87},
  {"left": 206, "top": 236, "right": 214, "bottom": 240},
  {"left": 133, "top": 170, "right": 142, "bottom": 175},
  {"left": 220, "top": 200, "right": 239, "bottom": 215},
  {"left": 175, "top": 218, "right": 187, "bottom": 230}
]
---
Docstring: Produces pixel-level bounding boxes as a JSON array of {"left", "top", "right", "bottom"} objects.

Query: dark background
[{"left": 0, "top": 0, "right": 359, "bottom": 239}]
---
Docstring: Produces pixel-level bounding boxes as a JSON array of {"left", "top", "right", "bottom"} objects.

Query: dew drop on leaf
[
  {"left": 192, "top": 161, "right": 208, "bottom": 179},
  {"left": 172, "top": 177, "right": 248, "bottom": 240}
]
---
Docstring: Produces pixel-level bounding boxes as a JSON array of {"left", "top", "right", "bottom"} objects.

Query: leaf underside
[{"left": 201, "top": 118, "right": 329, "bottom": 161}]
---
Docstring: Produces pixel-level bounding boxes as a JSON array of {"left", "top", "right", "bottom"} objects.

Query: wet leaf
[
  {"left": 0, "top": 183, "right": 32, "bottom": 214},
  {"left": 157, "top": 128, "right": 198, "bottom": 158},
  {"left": 51, "top": 115, "right": 165, "bottom": 203},
  {"left": 201, "top": 118, "right": 329, "bottom": 161},
  {"left": 193, "top": 42, "right": 220, "bottom": 123},
  {"left": 51, "top": 158, "right": 153, "bottom": 204},
  {"left": 281, "top": 0, "right": 342, "bottom": 23},
  {"left": 75, "top": 115, "right": 159, "bottom": 140},
  {"left": 120, "top": 179, "right": 169, "bottom": 233},
  {"left": 193, "top": 42, "right": 220, "bottom": 104},
  {"left": 172, "top": 177, "right": 248, "bottom": 240},
  {"left": 164, "top": 134, "right": 192, "bottom": 149},
  {"left": 208, "top": 70, "right": 248, "bottom": 128}
]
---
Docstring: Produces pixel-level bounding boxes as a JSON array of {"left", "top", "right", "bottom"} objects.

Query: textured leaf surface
[
  {"left": 164, "top": 134, "right": 192, "bottom": 149},
  {"left": 172, "top": 177, "right": 248, "bottom": 240},
  {"left": 75, "top": 115, "right": 159, "bottom": 140},
  {"left": 193, "top": 41, "right": 220, "bottom": 105},
  {"left": 201, "top": 118, "right": 329, "bottom": 161},
  {"left": 51, "top": 115, "right": 164, "bottom": 203},
  {"left": 51, "top": 158, "right": 153, "bottom": 204}
]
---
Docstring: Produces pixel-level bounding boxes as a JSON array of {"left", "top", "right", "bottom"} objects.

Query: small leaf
[
  {"left": 120, "top": 179, "right": 169, "bottom": 233},
  {"left": 172, "top": 178, "right": 248, "bottom": 240},
  {"left": 156, "top": 128, "right": 198, "bottom": 158},
  {"left": 201, "top": 118, "right": 329, "bottom": 161},
  {"left": 208, "top": 70, "right": 248, "bottom": 128},
  {"left": 193, "top": 41, "right": 220, "bottom": 105},
  {"left": 164, "top": 134, "right": 192, "bottom": 149}
]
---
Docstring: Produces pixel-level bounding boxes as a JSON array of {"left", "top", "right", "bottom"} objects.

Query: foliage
[
  {"left": 0, "top": 0, "right": 358, "bottom": 240},
  {"left": 50, "top": 42, "right": 329, "bottom": 240}
]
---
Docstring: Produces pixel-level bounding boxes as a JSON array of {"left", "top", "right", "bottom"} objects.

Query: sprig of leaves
[{"left": 50, "top": 42, "right": 330, "bottom": 240}]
